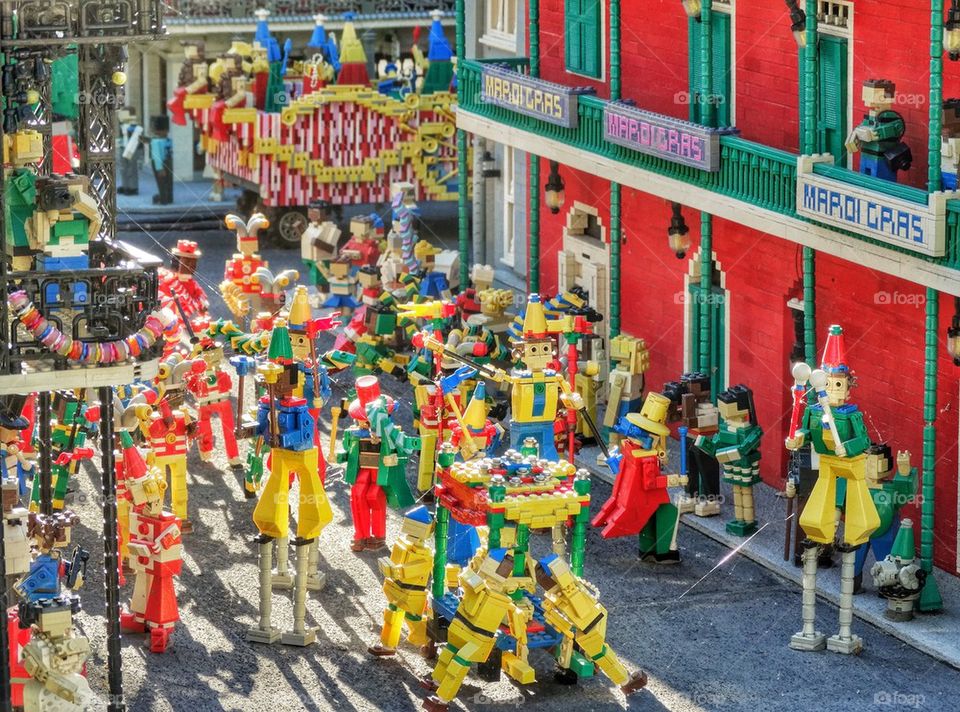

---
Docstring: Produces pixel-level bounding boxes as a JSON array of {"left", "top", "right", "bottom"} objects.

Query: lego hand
[
  {"left": 383, "top": 454, "right": 399, "bottom": 467},
  {"left": 844, "top": 130, "right": 861, "bottom": 153},
  {"left": 896, "top": 450, "right": 912, "bottom": 476},
  {"left": 855, "top": 125, "right": 878, "bottom": 143},
  {"left": 784, "top": 434, "right": 804, "bottom": 451},
  {"left": 560, "top": 392, "right": 585, "bottom": 411},
  {"left": 785, "top": 480, "right": 797, "bottom": 499},
  {"left": 666, "top": 474, "right": 685, "bottom": 488}
]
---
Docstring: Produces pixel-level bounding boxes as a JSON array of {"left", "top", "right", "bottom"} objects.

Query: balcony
[
  {"left": 165, "top": 0, "right": 455, "bottom": 24},
  {"left": 458, "top": 58, "right": 960, "bottom": 294}
]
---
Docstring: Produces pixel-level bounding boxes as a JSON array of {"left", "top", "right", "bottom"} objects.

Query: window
[
  {"left": 688, "top": 11, "right": 732, "bottom": 126},
  {"left": 482, "top": 0, "right": 518, "bottom": 51},
  {"left": 817, "top": 35, "right": 848, "bottom": 164},
  {"left": 565, "top": 0, "right": 603, "bottom": 79},
  {"left": 501, "top": 146, "right": 516, "bottom": 267}
]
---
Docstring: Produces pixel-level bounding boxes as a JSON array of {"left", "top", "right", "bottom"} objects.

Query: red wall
[{"left": 527, "top": 1, "right": 960, "bottom": 572}]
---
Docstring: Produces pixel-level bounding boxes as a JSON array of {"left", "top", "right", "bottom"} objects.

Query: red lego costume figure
[
  {"left": 342, "top": 215, "right": 382, "bottom": 270},
  {"left": 592, "top": 393, "right": 687, "bottom": 564},
  {"left": 159, "top": 239, "right": 209, "bottom": 321},
  {"left": 221, "top": 213, "right": 270, "bottom": 322},
  {"left": 7, "top": 608, "right": 31, "bottom": 708},
  {"left": 118, "top": 431, "right": 183, "bottom": 653},
  {"left": 186, "top": 338, "right": 241, "bottom": 467}
]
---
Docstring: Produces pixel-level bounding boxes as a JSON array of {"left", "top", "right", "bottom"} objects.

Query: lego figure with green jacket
[
  {"left": 338, "top": 375, "right": 420, "bottom": 553},
  {"left": 845, "top": 79, "right": 912, "bottom": 182},
  {"left": 834, "top": 444, "right": 917, "bottom": 594},
  {"left": 695, "top": 384, "right": 763, "bottom": 536}
]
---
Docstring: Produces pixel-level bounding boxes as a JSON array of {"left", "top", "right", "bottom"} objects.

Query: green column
[
  {"left": 488, "top": 478, "right": 505, "bottom": 550},
  {"left": 432, "top": 505, "right": 449, "bottom": 600},
  {"left": 700, "top": 0, "right": 715, "bottom": 129},
  {"left": 801, "top": 2, "right": 818, "bottom": 368},
  {"left": 609, "top": 0, "right": 622, "bottom": 337},
  {"left": 456, "top": 0, "right": 469, "bottom": 287},
  {"left": 919, "top": 288, "right": 943, "bottom": 612},
  {"left": 698, "top": 213, "right": 712, "bottom": 376},
  {"left": 919, "top": 1, "right": 945, "bottom": 613},
  {"left": 528, "top": 0, "right": 541, "bottom": 293},
  {"left": 512, "top": 524, "right": 530, "bottom": 577},
  {"left": 570, "top": 472, "right": 591, "bottom": 577}
]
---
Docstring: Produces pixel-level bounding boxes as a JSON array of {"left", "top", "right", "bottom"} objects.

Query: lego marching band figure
[
  {"left": 664, "top": 372, "right": 721, "bottom": 517},
  {"left": 144, "top": 355, "right": 205, "bottom": 532},
  {"left": 248, "top": 326, "right": 334, "bottom": 647},
  {"left": 117, "top": 432, "right": 183, "bottom": 653},
  {"left": 535, "top": 555, "right": 648, "bottom": 695},
  {"left": 602, "top": 334, "right": 649, "bottom": 452},
  {"left": 785, "top": 325, "right": 880, "bottom": 654},
  {"left": 845, "top": 79, "right": 912, "bottom": 182},
  {"left": 342, "top": 214, "right": 382, "bottom": 270},
  {"left": 29, "top": 391, "right": 94, "bottom": 512},
  {"left": 695, "top": 384, "right": 763, "bottom": 536},
  {"left": 168, "top": 40, "right": 210, "bottom": 127},
  {"left": 185, "top": 337, "right": 241, "bottom": 467},
  {"left": 368, "top": 505, "right": 434, "bottom": 657},
  {"left": 592, "top": 393, "right": 687, "bottom": 563},
  {"left": 159, "top": 239, "right": 209, "bottom": 321},
  {"left": 117, "top": 106, "right": 144, "bottom": 196},
  {"left": 338, "top": 375, "right": 420, "bottom": 552},
  {"left": 149, "top": 115, "right": 173, "bottom": 205},
  {"left": 222, "top": 213, "right": 270, "bottom": 322}
]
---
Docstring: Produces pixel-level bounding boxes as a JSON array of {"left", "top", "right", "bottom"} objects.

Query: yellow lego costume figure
[
  {"left": 423, "top": 550, "right": 531, "bottom": 712},
  {"left": 534, "top": 555, "right": 647, "bottom": 694},
  {"left": 785, "top": 325, "right": 880, "bottom": 655},
  {"left": 369, "top": 506, "right": 435, "bottom": 657}
]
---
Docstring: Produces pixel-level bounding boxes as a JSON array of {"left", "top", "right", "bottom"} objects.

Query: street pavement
[{"left": 57, "top": 177, "right": 960, "bottom": 711}]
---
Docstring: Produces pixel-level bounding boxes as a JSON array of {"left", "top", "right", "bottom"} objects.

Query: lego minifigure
[
  {"left": 149, "top": 115, "right": 173, "bottom": 205},
  {"left": 0, "top": 395, "right": 35, "bottom": 499},
  {"left": 337, "top": 375, "right": 420, "bottom": 552},
  {"left": 300, "top": 199, "right": 341, "bottom": 289},
  {"left": 28, "top": 391, "right": 94, "bottom": 512},
  {"left": 785, "top": 325, "right": 880, "bottom": 654},
  {"left": 368, "top": 505, "right": 434, "bottom": 657},
  {"left": 158, "top": 239, "right": 209, "bottom": 322},
  {"left": 845, "top": 79, "right": 912, "bottom": 182},
  {"left": 414, "top": 242, "right": 452, "bottom": 300},
  {"left": 117, "top": 106, "right": 144, "bottom": 195},
  {"left": 592, "top": 393, "right": 687, "bottom": 563},
  {"left": 870, "top": 518, "right": 925, "bottom": 621},
  {"left": 184, "top": 337, "right": 241, "bottom": 467},
  {"left": 117, "top": 432, "right": 183, "bottom": 653},
  {"left": 318, "top": 257, "right": 360, "bottom": 312},
  {"left": 221, "top": 213, "right": 270, "bottom": 323},
  {"left": 603, "top": 334, "right": 650, "bottom": 452},
  {"left": 342, "top": 214, "right": 382, "bottom": 270},
  {"left": 663, "top": 372, "right": 721, "bottom": 517},
  {"left": 695, "top": 384, "right": 764, "bottom": 536},
  {"left": 248, "top": 331, "right": 334, "bottom": 647},
  {"left": 534, "top": 555, "right": 647, "bottom": 695},
  {"left": 168, "top": 41, "right": 210, "bottom": 127}
]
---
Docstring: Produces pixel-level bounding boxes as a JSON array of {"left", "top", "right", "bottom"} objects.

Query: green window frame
[
  {"left": 688, "top": 12, "right": 732, "bottom": 127},
  {"left": 565, "top": 0, "right": 602, "bottom": 79},
  {"left": 798, "top": 35, "right": 849, "bottom": 163}
]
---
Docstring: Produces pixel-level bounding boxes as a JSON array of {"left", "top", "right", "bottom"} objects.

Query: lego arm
[
  {"left": 839, "top": 411, "right": 871, "bottom": 458},
  {"left": 336, "top": 429, "right": 354, "bottom": 463},
  {"left": 557, "top": 377, "right": 586, "bottom": 411},
  {"left": 122, "top": 125, "right": 143, "bottom": 159},
  {"left": 694, "top": 432, "right": 718, "bottom": 457}
]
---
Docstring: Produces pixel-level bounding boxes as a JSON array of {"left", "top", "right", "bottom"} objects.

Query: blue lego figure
[
  {"left": 419, "top": 272, "right": 450, "bottom": 300},
  {"left": 307, "top": 14, "right": 341, "bottom": 74},
  {"left": 846, "top": 80, "right": 912, "bottom": 183},
  {"left": 0, "top": 399, "right": 34, "bottom": 497},
  {"left": 150, "top": 115, "right": 174, "bottom": 205},
  {"left": 14, "top": 512, "right": 88, "bottom": 604}
]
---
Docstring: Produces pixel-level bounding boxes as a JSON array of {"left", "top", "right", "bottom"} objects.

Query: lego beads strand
[{"left": 8, "top": 290, "right": 176, "bottom": 365}]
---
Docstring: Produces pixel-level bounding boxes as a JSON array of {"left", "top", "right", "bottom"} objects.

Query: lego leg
[
  {"left": 196, "top": 412, "right": 214, "bottom": 461},
  {"left": 838, "top": 460, "right": 881, "bottom": 547},
  {"left": 732, "top": 487, "right": 744, "bottom": 525},
  {"left": 417, "top": 433, "right": 438, "bottom": 493},
  {"left": 639, "top": 503, "right": 680, "bottom": 563},
  {"left": 117, "top": 498, "right": 131, "bottom": 563},
  {"left": 272, "top": 536, "right": 293, "bottom": 590},
  {"left": 790, "top": 541, "right": 826, "bottom": 651},
  {"left": 281, "top": 537, "right": 317, "bottom": 646},
  {"left": 827, "top": 545, "right": 864, "bottom": 655},
  {"left": 367, "top": 483, "right": 387, "bottom": 550},
  {"left": 405, "top": 612, "right": 428, "bottom": 646},
  {"left": 291, "top": 448, "right": 332, "bottom": 540},
  {"left": 216, "top": 401, "right": 242, "bottom": 466},
  {"left": 350, "top": 472, "right": 373, "bottom": 549},
  {"left": 253, "top": 462, "right": 291, "bottom": 540},
  {"left": 167, "top": 459, "right": 189, "bottom": 530},
  {"left": 372, "top": 603, "right": 405, "bottom": 654},
  {"left": 306, "top": 538, "right": 326, "bottom": 591},
  {"left": 431, "top": 645, "right": 476, "bottom": 708},
  {"left": 726, "top": 485, "right": 758, "bottom": 537},
  {"left": 121, "top": 571, "right": 149, "bottom": 632},
  {"left": 246, "top": 535, "right": 281, "bottom": 644},
  {"left": 798, "top": 460, "right": 839, "bottom": 545},
  {"left": 576, "top": 625, "right": 646, "bottom": 693}
]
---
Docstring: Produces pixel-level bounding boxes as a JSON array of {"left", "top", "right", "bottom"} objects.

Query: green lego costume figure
[
  {"left": 695, "top": 384, "right": 763, "bottom": 536},
  {"left": 5, "top": 169, "right": 37, "bottom": 269},
  {"left": 845, "top": 79, "right": 912, "bottom": 182},
  {"left": 29, "top": 394, "right": 91, "bottom": 511}
]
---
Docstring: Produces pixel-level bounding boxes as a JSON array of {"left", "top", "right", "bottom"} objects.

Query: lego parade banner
[
  {"left": 796, "top": 156, "right": 953, "bottom": 257},
  {"left": 480, "top": 64, "right": 587, "bottom": 128},
  {"left": 603, "top": 102, "right": 732, "bottom": 171}
]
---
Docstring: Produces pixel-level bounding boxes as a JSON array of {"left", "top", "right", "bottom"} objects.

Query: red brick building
[{"left": 458, "top": 0, "right": 960, "bottom": 598}]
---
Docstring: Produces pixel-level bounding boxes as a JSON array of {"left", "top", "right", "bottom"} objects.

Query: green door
[
  {"left": 817, "top": 35, "right": 848, "bottom": 164},
  {"left": 688, "top": 277, "right": 727, "bottom": 397},
  {"left": 688, "top": 12, "right": 732, "bottom": 127},
  {"left": 565, "top": 0, "right": 602, "bottom": 78}
]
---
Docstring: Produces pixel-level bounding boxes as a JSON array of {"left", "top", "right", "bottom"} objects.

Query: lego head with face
[
  {"left": 400, "top": 505, "right": 435, "bottom": 543},
  {"left": 864, "top": 442, "right": 894, "bottom": 488},
  {"left": 183, "top": 40, "right": 205, "bottom": 62},
  {"left": 308, "top": 199, "right": 331, "bottom": 224},
  {"left": 819, "top": 324, "right": 853, "bottom": 406},
  {"left": 171, "top": 239, "right": 201, "bottom": 281},
  {"left": 329, "top": 257, "right": 352, "bottom": 280},
  {"left": 476, "top": 549, "right": 520, "bottom": 595},
  {"left": 943, "top": 99, "right": 960, "bottom": 138},
  {"left": 862, "top": 79, "right": 896, "bottom": 113},
  {"left": 357, "top": 265, "right": 381, "bottom": 291},
  {"left": 716, "top": 384, "right": 757, "bottom": 426},
  {"left": 198, "top": 339, "right": 225, "bottom": 372},
  {"left": 610, "top": 334, "right": 649, "bottom": 374}
]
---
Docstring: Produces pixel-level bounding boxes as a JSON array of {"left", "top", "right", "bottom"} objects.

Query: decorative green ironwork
[{"left": 919, "top": 288, "right": 943, "bottom": 612}]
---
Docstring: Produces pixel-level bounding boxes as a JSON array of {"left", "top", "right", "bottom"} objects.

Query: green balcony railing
[{"left": 459, "top": 57, "right": 960, "bottom": 273}]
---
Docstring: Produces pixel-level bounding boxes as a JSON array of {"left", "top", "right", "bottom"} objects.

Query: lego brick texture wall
[{"left": 529, "top": 1, "right": 960, "bottom": 572}]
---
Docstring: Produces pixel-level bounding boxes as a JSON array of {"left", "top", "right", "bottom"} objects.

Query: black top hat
[
  {"left": 151, "top": 115, "right": 170, "bottom": 132},
  {"left": 0, "top": 394, "right": 30, "bottom": 430}
]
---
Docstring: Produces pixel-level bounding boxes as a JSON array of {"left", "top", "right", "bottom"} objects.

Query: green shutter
[
  {"left": 565, "top": 0, "right": 602, "bottom": 79},
  {"left": 688, "top": 13, "right": 732, "bottom": 126},
  {"left": 687, "top": 280, "right": 727, "bottom": 393},
  {"left": 818, "top": 35, "right": 848, "bottom": 164}
]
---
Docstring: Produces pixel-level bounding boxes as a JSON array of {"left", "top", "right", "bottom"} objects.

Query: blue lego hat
[
  {"left": 405, "top": 505, "right": 433, "bottom": 525},
  {"left": 308, "top": 14, "right": 328, "bottom": 50},
  {"left": 538, "top": 553, "right": 560, "bottom": 575},
  {"left": 488, "top": 548, "right": 509, "bottom": 563},
  {"left": 427, "top": 13, "right": 453, "bottom": 62},
  {"left": 369, "top": 213, "right": 384, "bottom": 230}
]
